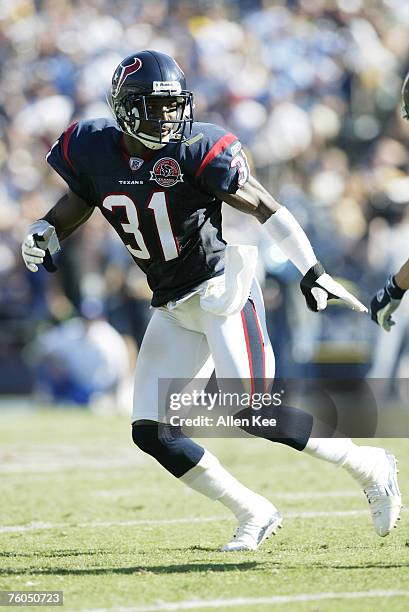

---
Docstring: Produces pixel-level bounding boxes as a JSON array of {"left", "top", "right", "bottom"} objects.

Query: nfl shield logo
[{"left": 129, "top": 157, "right": 144, "bottom": 172}]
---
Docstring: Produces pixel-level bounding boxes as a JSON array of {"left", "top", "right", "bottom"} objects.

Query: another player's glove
[
  {"left": 21, "top": 220, "right": 60, "bottom": 273},
  {"left": 300, "top": 262, "right": 368, "bottom": 313},
  {"left": 370, "top": 275, "right": 406, "bottom": 332}
]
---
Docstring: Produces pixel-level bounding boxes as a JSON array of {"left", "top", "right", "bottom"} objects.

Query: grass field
[{"left": 0, "top": 409, "right": 408, "bottom": 612}]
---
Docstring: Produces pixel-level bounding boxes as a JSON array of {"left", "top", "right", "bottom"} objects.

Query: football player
[
  {"left": 22, "top": 51, "right": 401, "bottom": 551},
  {"left": 370, "top": 72, "right": 409, "bottom": 331}
]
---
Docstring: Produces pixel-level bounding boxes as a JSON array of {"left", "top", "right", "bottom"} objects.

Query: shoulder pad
[
  {"left": 180, "top": 122, "right": 247, "bottom": 194},
  {"left": 62, "top": 118, "right": 118, "bottom": 169}
]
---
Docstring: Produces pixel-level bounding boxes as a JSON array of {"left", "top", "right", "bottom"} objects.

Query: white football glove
[
  {"left": 22, "top": 220, "right": 60, "bottom": 272},
  {"left": 300, "top": 262, "right": 368, "bottom": 313}
]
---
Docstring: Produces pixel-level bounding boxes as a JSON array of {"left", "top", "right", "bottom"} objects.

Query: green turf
[{"left": 0, "top": 410, "right": 408, "bottom": 612}]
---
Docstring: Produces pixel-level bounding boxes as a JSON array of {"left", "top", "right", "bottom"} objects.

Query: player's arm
[
  {"left": 214, "top": 174, "right": 280, "bottom": 223},
  {"left": 370, "top": 258, "right": 408, "bottom": 331},
  {"left": 42, "top": 189, "right": 94, "bottom": 241},
  {"left": 22, "top": 120, "right": 97, "bottom": 272},
  {"left": 214, "top": 176, "right": 367, "bottom": 313},
  {"left": 395, "top": 258, "right": 409, "bottom": 290},
  {"left": 22, "top": 189, "right": 94, "bottom": 272}
]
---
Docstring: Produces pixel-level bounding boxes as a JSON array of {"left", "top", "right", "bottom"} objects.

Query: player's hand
[
  {"left": 21, "top": 220, "right": 60, "bottom": 272},
  {"left": 300, "top": 262, "right": 368, "bottom": 313},
  {"left": 370, "top": 276, "right": 406, "bottom": 332}
]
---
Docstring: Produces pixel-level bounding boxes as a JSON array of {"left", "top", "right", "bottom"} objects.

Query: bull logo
[
  {"left": 160, "top": 163, "right": 174, "bottom": 177},
  {"left": 150, "top": 158, "right": 184, "bottom": 187},
  {"left": 112, "top": 57, "right": 142, "bottom": 98}
]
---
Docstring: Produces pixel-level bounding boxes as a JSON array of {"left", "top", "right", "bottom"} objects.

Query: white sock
[
  {"left": 180, "top": 450, "right": 272, "bottom": 520},
  {"left": 303, "top": 438, "right": 386, "bottom": 486},
  {"left": 304, "top": 437, "right": 355, "bottom": 466}
]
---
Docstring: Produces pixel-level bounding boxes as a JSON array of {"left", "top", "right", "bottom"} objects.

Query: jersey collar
[{"left": 119, "top": 134, "right": 158, "bottom": 163}]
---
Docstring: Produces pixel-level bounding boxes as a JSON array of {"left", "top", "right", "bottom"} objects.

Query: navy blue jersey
[{"left": 46, "top": 118, "right": 249, "bottom": 306}]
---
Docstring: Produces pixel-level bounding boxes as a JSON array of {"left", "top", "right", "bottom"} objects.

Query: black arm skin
[
  {"left": 214, "top": 174, "right": 281, "bottom": 224},
  {"left": 42, "top": 190, "right": 94, "bottom": 241},
  {"left": 394, "top": 258, "right": 409, "bottom": 290}
]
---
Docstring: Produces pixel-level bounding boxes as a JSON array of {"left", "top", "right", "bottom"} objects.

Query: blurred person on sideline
[
  {"left": 20, "top": 51, "right": 401, "bottom": 552},
  {"left": 29, "top": 297, "right": 130, "bottom": 409}
]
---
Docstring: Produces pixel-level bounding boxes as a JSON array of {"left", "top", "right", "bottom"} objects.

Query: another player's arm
[
  {"left": 395, "top": 258, "right": 409, "bottom": 290},
  {"left": 213, "top": 176, "right": 367, "bottom": 313},
  {"left": 21, "top": 190, "right": 94, "bottom": 272},
  {"left": 370, "top": 258, "right": 408, "bottom": 331}
]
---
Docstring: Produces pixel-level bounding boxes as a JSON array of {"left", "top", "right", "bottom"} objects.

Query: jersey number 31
[{"left": 102, "top": 192, "right": 180, "bottom": 261}]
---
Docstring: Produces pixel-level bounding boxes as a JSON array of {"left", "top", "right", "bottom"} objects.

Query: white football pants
[{"left": 132, "top": 280, "right": 275, "bottom": 422}]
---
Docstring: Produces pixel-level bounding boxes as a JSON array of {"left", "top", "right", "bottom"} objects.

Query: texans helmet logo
[{"left": 113, "top": 57, "right": 142, "bottom": 97}]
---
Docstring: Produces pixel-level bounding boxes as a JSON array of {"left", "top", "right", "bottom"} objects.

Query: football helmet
[
  {"left": 109, "top": 50, "right": 194, "bottom": 150},
  {"left": 401, "top": 70, "right": 409, "bottom": 120}
]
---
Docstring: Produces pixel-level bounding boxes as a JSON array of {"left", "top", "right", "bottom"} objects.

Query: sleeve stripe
[
  {"left": 195, "top": 132, "right": 238, "bottom": 177},
  {"left": 63, "top": 122, "right": 78, "bottom": 173}
]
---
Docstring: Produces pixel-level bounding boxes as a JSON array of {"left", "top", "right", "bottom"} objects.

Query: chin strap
[{"left": 134, "top": 133, "right": 168, "bottom": 150}]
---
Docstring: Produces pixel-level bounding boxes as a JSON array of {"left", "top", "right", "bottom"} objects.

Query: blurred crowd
[{"left": 1, "top": 0, "right": 409, "bottom": 402}]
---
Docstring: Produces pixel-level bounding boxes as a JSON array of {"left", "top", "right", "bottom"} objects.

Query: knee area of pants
[
  {"left": 131, "top": 421, "right": 184, "bottom": 455},
  {"left": 131, "top": 420, "right": 205, "bottom": 477},
  {"left": 132, "top": 421, "right": 159, "bottom": 454}
]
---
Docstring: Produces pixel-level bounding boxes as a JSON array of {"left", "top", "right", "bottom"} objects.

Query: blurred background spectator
[
  {"left": 24, "top": 296, "right": 131, "bottom": 408},
  {"left": 1, "top": 0, "right": 408, "bottom": 402}
]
